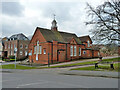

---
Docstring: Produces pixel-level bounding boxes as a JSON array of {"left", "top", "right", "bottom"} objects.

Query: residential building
[{"left": 3, "top": 33, "right": 30, "bottom": 59}]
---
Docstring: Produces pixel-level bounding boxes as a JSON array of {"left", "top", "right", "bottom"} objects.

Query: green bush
[{"left": 9, "top": 55, "right": 15, "bottom": 59}]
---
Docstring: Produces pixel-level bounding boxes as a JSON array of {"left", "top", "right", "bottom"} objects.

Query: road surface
[{"left": 1, "top": 69, "right": 119, "bottom": 88}]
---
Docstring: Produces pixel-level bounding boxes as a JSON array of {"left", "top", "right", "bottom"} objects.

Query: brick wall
[
  {"left": 93, "top": 50, "right": 99, "bottom": 58},
  {"left": 82, "top": 49, "right": 92, "bottom": 58},
  {"left": 28, "top": 28, "right": 48, "bottom": 64},
  {"left": 28, "top": 29, "right": 100, "bottom": 64},
  {"left": 3, "top": 40, "right": 30, "bottom": 59}
]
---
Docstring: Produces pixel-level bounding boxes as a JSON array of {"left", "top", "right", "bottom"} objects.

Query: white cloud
[{"left": 1, "top": 0, "right": 105, "bottom": 38}]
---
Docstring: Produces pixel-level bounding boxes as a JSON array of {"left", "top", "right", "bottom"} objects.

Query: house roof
[
  {"left": 9, "top": 33, "right": 29, "bottom": 40},
  {"left": 79, "top": 35, "right": 92, "bottom": 43},
  {"left": 37, "top": 27, "right": 81, "bottom": 44}
]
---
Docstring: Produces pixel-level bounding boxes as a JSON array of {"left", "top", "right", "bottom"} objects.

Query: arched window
[
  {"left": 39, "top": 46, "right": 42, "bottom": 54},
  {"left": 74, "top": 46, "right": 77, "bottom": 56},
  {"left": 79, "top": 47, "right": 81, "bottom": 56},
  {"left": 70, "top": 45, "right": 73, "bottom": 56},
  {"left": 37, "top": 41, "right": 39, "bottom": 46}
]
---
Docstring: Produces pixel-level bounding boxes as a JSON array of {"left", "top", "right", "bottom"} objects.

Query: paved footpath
[{"left": 61, "top": 70, "right": 119, "bottom": 78}]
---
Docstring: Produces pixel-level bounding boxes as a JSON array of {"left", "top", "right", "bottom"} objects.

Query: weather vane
[{"left": 53, "top": 14, "right": 56, "bottom": 20}]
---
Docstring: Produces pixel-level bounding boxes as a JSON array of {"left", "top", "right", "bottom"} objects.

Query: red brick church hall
[{"left": 28, "top": 19, "right": 99, "bottom": 64}]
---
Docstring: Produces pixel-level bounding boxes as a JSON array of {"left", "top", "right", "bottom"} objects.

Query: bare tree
[{"left": 86, "top": 0, "right": 120, "bottom": 44}]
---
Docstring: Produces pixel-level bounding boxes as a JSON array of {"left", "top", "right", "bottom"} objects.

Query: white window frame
[
  {"left": 37, "top": 41, "right": 39, "bottom": 45},
  {"left": 70, "top": 45, "right": 73, "bottom": 56},
  {"left": 20, "top": 51, "right": 23, "bottom": 55},
  {"left": 39, "top": 46, "right": 42, "bottom": 54},
  {"left": 37, "top": 46, "right": 39, "bottom": 54},
  {"left": 36, "top": 41, "right": 39, "bottom": 54},
  {"left": 8, "top": 44, "right": 10, "bottom": 49},
  {"left": 74, "top": 46, "right": 77, "bottom": 56},
  {"left": 44, "top": 49, "right": 46, "bottom": 54},
  {"left": 79, "top": 47, "right": 81, "bottom": 56},
  {"left": 87, "top": 40, "right": 90, "bottom": 47}
]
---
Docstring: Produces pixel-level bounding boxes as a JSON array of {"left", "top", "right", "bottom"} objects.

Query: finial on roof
[{"left": 53, "top": 14, "right": 56, "bottom": 20}]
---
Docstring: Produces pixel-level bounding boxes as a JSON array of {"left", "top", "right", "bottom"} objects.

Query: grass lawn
[
  {"left": 0, "top": 64, "right": 38, "bottom": 69},
  {"left": 1, "top": 57, "right": 119, "bottom": 70},
  {"left": 71, "top": 63, "right": 120, "bottom": 72},
  {"left": 102, "top": 57, "right": 120, "bottom": 62},
  {"left": 49, "top": 57, "right": 120, "bottom": 68}
]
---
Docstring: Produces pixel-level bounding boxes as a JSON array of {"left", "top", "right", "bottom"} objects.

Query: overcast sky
[{"left": 1, "top": 0, "right": 105, "bottom": 39}]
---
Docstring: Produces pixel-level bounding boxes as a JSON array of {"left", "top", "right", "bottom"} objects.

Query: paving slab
[{"left": 60, "top": 70, "right": 119, "bottom": 78}]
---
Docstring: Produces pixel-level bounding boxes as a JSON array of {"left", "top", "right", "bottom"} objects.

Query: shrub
[{"left": 9, "top": 55, "right": 15, "bottom": 59}]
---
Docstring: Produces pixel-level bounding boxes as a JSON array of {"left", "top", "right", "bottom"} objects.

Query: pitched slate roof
[
  {"left": 37, "top": 27, "right": 81, "bottom": 44},
  {"left": 79, "top": 35, "right": 92, "bottom": 43},
  {"left": 9, "top": 33, "right": 29, "bottom": 40}
]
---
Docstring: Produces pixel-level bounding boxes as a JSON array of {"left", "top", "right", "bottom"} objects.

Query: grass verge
[
  {"left": 49, "top": 57, "right": 120, "bottom": 68},
  {"left": 0, "top": 64, "right": 38, "bottom": 69},
  {"left": 71, "top": 63, "right": 120, "bottom": 72},
  {"left": 50, "top": 61, "right": 98, "bottom": 68},
  {"left": 102, "top": 57, "right": 120, "bottom": 63}
]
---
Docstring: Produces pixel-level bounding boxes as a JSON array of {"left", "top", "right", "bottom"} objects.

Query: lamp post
[
  {"left": 14, "top": 48, "right": 17, "bottom": 69},
  {"left": 48, "top": 53, "right": 50, "bottom": 67}
]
